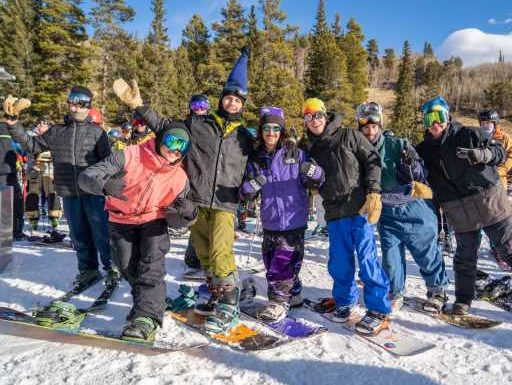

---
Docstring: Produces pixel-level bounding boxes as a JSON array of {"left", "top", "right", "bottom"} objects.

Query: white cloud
[
  {"left": 438, "top": 28, "right": 512, "bottom": 67},
  {"left": 505, "top": 18, "right": 512, "bottom": 24},
  {"left": 488, "top": 18, "right": 497, "bottom": 25}
]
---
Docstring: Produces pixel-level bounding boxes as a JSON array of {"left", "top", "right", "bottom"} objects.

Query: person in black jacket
[
  {"left": 113, "top": 50, "right": 253, "bottom": 333},
  {"left": 417, "top": 96, "right": 512, "bottom": 315},
  {"left": 301, "top": 98, "right": 391, "bottom": 336},
  {"left": 5, "top": 87, "right": 118, "bottom": 290}
]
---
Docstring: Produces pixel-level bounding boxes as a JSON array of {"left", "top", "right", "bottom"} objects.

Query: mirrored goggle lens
[
  {"left": 190, "top": 100, "right": 210, "bottom": 111},
  {"left": 261, "top": 124, "right": 282, "bottom": 133},
  {"left": 424, "top": 111, "right": 446, "bottom": 127},
  {"left": 67, "top": 92, "right": 91, "bottom": 107},
  {"left": 162, "top": 133, "right": 190, "bottom": 155},
  {"left": 358, "top": 113, "right": 382, "bottom": 127},
  {"left": 304, "top": 112, "right": 326, "bottom": 122}
]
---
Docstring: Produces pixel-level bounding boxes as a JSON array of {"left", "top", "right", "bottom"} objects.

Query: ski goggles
[
  {"left": 423, "top": 110, "right": 447, "bottom": 128},
  {"left": 358, "top": 113, "right": 382, "bottom": 128},
  {"left": 121, "top": 122, "right": 133, "bottom": 132},
  {"left": 162, "top": 132, "right": 190, "bottom": 155},
  {"left": 304, "top": 111, "right": 327, "bottom": 123},
  {"left": 67, "top": 92, "right": 92, "bottom": 108},
  {"left": 190, "top": 99, "right": 210, "bottom": 112},
  {"left": 261, "top": 123, "right": 282, "bottom": 133}
]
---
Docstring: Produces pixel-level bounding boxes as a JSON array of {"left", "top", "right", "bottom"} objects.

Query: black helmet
[{"left": 478, "top": 109, "right": 500, "bottom": 123}]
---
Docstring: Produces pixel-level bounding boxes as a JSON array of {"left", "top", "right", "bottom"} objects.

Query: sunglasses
[
  {"left": 304, "top": 111, "right": 326, "bottom": 122},
  {"left": 261, "top": 124, "right": 282, "bottom": 133},
  {"left": 424, "top": 111, "right": 447, "bottom": 128},
  {"left": 162, "top": 133, "right": 190, "bottom": 155}
]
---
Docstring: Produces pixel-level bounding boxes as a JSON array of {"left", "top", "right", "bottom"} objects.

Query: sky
[{"left": 82, "top": 0, "right": 512, "bottom": 67}]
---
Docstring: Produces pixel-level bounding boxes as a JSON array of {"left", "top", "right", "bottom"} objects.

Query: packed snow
[{"left": 1, "top": 219, "right": 511, "bottom": 385}]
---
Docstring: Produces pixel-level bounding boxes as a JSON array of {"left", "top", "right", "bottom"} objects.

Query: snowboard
[
  {"left": 236, "top": 278, "right": 327, "bottom": 339},
  {"left": 0, "top": 307, "right": 207, "bottom": 356},
  {"left": 303, "top": 298, "right": 436, "bottom": 357},
  {"left": 78, "top": 278, "right": 121, "bottom": 313},
  {"left": 166, "top": 308, "right": 288, "bottom": 351},
  {"left": 403, "top": 296, "right": 503, "bottom": 329}
]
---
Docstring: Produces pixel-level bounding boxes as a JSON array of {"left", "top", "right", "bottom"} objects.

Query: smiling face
[
  {"left": 159, "top": 145, "right": 183, "bottom": 164},
  {"left": 360, "top": 123, "right": 381, "bottom": 144},
  {"left": 305, "top": 113, "right": 327, "bottom": 136},
  {"left": 221, "top": 94, "right": 243, "bottom": 114},
  {"left": 427, "top": 121, "right": 448, "bottom": 139},
  {"left": 261, "top": 124, "right": 282, "bottom": 151}
]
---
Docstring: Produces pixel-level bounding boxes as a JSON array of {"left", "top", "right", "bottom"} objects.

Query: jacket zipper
[
  {"left": 72, "top": 121, "right": 80, "bottom": 196},
  {"left": 210, "top": 129, "right": 224, "bottom": 208}
]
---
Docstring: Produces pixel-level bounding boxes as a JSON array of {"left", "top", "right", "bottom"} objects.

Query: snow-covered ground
[{"left": 1, "top": 220, "right": 511, "bottom": 385}]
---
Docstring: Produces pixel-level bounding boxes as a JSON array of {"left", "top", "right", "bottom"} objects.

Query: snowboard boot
[
  {"left": 105, "top": 265, "right": 122, "bottom": 287},
  {"left": 43, "top": 229, "right": 66, "bottom": 243},
  {"left": 355, "top": 310, "right": 390, "bottom": 335},
  {"left": 240, "top": 277, "right": 257, "bottom": 304},
  {"left": 122, "top": 316, "right": 158, "bottom": 343},
  {"left": 184, "top": 243, "right": 201, "bottom": 269},
  {"left": 330, "top": 305, "right": 353, "bottom": 323},
  {"left": 194, "top": 275, "right": 218, "bottom": 316},
  {"left": 423, "top": 290, "right": 448, "bottom": 313},
  {"left": 203, "top": 274, "right": 240, "bottom": 334},
  {"left": 73, "top": 269, "right": 102, "bottom": 292},
  {"left": 289, "top": 293, "right": 304, "bottom": 308},
  {"left": 443, "top": 302, "right": 470, "bottom": 316},
  {"left": 257, "top": 301, "right": 288, "bottom": 322},
  {"left": 33, "top": 301, "right": 86, "bottom": 329},
  {"left": 166, "top": 285, "right": 198, "bottom": 312}
]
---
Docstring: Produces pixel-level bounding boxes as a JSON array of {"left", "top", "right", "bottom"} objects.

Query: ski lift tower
[{"left": 0, "top": 66, "right": 15, "bottom": 272}]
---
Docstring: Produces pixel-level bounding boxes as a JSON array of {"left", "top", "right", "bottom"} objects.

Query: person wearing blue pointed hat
[
  {"left": 417, "top": 95, "right": 512, "bottom": 316},
  {"left": 113, "top": 48, "right": 254, "bottom": 333}
]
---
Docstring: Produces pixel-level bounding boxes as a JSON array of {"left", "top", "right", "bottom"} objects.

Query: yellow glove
[
  {"left": 358, "top": 192, "right": 382, "bottom": 224},
  {"left": 3, "top": 95, "right": 31, "bottom": 118},
  {"left": 410, "top": 181, "right": 433, "bottom": 200},
  {"left": 113, "top": 78, "right": 143, "bottom": 109}
]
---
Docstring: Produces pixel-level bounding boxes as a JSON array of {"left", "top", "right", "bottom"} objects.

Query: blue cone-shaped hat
[{"left": 222, "top": 48, "right": 249, "bottom": 101}]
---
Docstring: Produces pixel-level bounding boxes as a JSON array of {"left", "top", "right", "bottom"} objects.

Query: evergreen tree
[
  {"left": 32, "top": 0, "right": 90, "bottom": 119},
  {"left": 331, "top": 13, "right": 343, "bottom": 43},
  {"left": 382, "top": 48, "right": 396, "bottom": 84},
  {"left": 182, "top": 14, "right": 210, "bottom": 74},
  {"left": 392, "top": 41, "right": 418, "bottom": 141},
  {"left": 484, "top": 81, "right": 512, "bottom": 116},
  {"left": 498, "top": 50, "right": 505, "bottom": 63},
  {"left": 250, "top": 0, "right": 303, "bottom": 122},
  {"left": 423, "top": 42, "right": 434, "bottom": 58},
  {"left": 366, "top": 38, "right": 379, "bottom": 87},
  {"left": 341, "top": 18, "right": 368, "bottom": 106},
  {"left": 173, "top": 46, "right": 196, "bottom": 117},
  {"left": 211, "top": 0, "right": 247, "bottom": 72},
  {"left": 0, "top": 0, "right": 37, "bottom": 100},
  {"left": 148, "top": 0, "right": 168, "bottom": 46},
  {"left": 422, "top": 60, "right": 443, "bottom": 100},
  {"left": 305, "top": 0, "right": 351, "bottom": 118},
  {"left": 90, "top": 0, "right": 135, "bottom": 111}
]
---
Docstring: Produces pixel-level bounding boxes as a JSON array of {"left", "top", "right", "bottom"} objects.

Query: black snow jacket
[
  {"left": 135, "top": 106, "right": 253, "bottom": 213},
  {"left": 7, "top": 119, "right": 111, "bottom": 197},
  {"left": 303, "top": 114, "right": 382, "bottom": 221},
  {"left": 0, "top": 122, "right": 17, "bottom": 184}
]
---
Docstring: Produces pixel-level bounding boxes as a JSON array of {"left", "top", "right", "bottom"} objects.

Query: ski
[
  {"left": 303, "top": 298, "right": 436, "bottom": 357},
  {"left": 0, "top": 307, "right": 207, "bottom": 356},
  {"left": 403, "top": 296, "right": 502, "bottom": 329}
]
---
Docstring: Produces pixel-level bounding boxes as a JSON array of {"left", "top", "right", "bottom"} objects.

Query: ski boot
[
  {"left": 257, "top": 301, "right": 288, "bottom": 322},
  {"left": 122, "top": 316, "right": 158, "bottom": 343},
  {"left": 423, "top": 290, "right": 448, "bottom": 313},
  {"left": 73, "top": 269, "right": 102, "bottom": 292},
  {"left": 329, "top": 305, "right": 353, "bottom": 323},
  {"left": 166, "top": 285, "right": 198, "bottom": 312},
  {"left": 203, "top": 274, "right": 240, "bottom": 334},
  {"left": 355, "top": 310, "right": 390, "bottom": 335},
  {"left": 33, "top": 301, "right": 86, "bottom": 329}
]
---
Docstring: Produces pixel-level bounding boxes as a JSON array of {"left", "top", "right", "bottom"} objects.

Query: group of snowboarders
[{"left": 1, "top": 48, "right": 512, "bottom": 343}]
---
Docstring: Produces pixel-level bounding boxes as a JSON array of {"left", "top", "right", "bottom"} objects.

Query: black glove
[
  {"left": 456, "top": 147, "right": 493, "bottom": 165},
  {"left": 166, "top": 198, "right": 197, "bottom": 228},
  {"left": 300, "top": 161, "right": 318, "bottom": 178},
  {"left": 249, "top": 174, "right": 267, "bottom": 192},
  {"left": 103, "top": 174, "right": 127, "bottom": 201}
]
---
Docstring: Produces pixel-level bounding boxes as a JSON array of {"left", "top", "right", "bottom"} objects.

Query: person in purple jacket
[{"left": 240, "top": 106, "right": 324, "bottom": 321}]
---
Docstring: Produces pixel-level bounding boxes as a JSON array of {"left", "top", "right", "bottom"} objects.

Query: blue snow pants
[
  {"left": 63, "top": 195, "right": 112, "bottom": 272},
  {"left": 327, "top": 214, "right": 391, "bottom": 314},
  {"left": 378, "top": 200, "right": 448, "bottom": 297}
]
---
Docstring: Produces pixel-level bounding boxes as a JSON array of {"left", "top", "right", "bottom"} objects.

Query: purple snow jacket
[{"left": 240, "top": 146, "right": 324, "bottom": 232}]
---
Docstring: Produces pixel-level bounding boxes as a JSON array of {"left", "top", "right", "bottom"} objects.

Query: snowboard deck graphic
[
  {"left": 403, "top": 296, "right": 503, "bottom": 329},
  {"left": 166, "top": 308, "right": 288, "bottom": 351},
  {"left": 303, "top": 298, "right": 436, "bottom": 357},
  {"left": 0, "top": 307, "right": 207, "bottom": 356}
]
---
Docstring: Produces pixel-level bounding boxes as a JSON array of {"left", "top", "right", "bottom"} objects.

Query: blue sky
[{"left": 82, "top": 0, "right": 512, "bottom": 66}]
